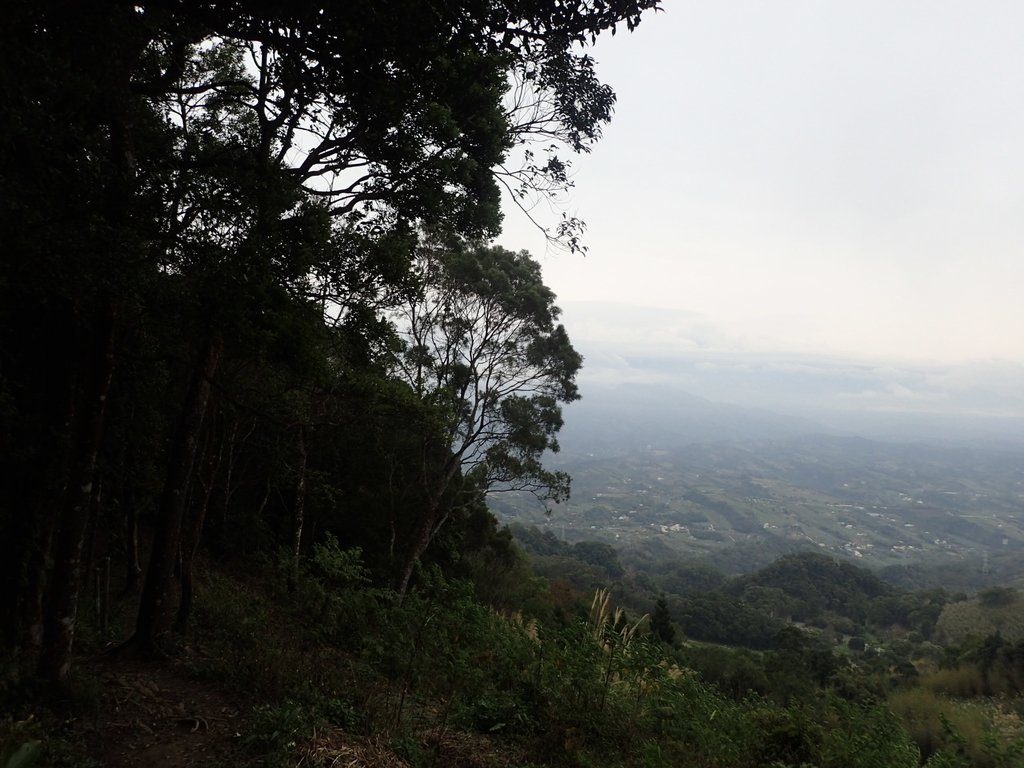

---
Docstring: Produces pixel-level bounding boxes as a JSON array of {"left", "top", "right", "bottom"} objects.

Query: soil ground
[{"left": 78, "top": 656, "right": 244, "bottom": 768}]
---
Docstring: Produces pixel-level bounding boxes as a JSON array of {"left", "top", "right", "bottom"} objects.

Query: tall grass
[
  {"left": 185, "top": 551, "right": 928, "bottom": 768},
  {"left": 889, "top": 687, "right": 1024, "bottom": 768}
]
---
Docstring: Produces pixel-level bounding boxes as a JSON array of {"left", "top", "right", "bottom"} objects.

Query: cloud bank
[{"left": 560, "top": 301, "right": 1024, "bottom": 427}]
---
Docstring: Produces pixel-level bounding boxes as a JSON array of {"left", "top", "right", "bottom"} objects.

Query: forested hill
[
  {"left": 727, "top": 552, "right": 893, "bottom": 616},
  {"left": 511, "top": 534, "right": 934, "bottom": 648}
]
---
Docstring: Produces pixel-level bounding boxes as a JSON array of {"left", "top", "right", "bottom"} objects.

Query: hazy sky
[{"left": 498, "top": 1, "right": 1024, "bottom": 416}]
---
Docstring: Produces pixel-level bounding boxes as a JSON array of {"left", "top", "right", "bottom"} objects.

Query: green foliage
[
  {"left": 571, "top": 541, "right": 624, "bottom": 578},
  {"left": 272, "top": 542, "right": 393, "bottom": 656},
  {"left": 0, "top": 719, "right": 40, "bottom": 768},
  {"left": 671, "top": 591, "right": 784, "bottom": 649},
  {"left": 922, "top": 633, "right": 1024, "bottom": 697},
  {"left": 179, "top": 540, "right": 1024, "bottom": 768},
  {"left": 924, "top": 750, "right": 972, "bottom": 768},
  {"left": 682, "top": 645, "right": 769, "bottom": 700},
  {"left": 730, "top": 552, "right": 892, "bottom": 623},
  {"left": 650, "top": 596, "right": 675, "bottom": 645},
  {"left": 638, "top": 558, "right": 728, "bottom": 596},
  {"left": 308, "top": 536, "right": 371, "bottom": 591},
  {"left": 0, "top": 712, "right": 103, "bottom": 768},
  {"left": 242, "top": 701, "right": 317, "bottom": 767},
  {"left": 888, "top": 687, "right": 1024, "bottom": 768},
  {"left": 978, "top": 587, "right": 1018, "bottom": 608},
  {"left": 107, "top": 546, "right": 955, "bottom": 768},
  {"left": 934, "top": 596, "right": 1024, "bottom": 646},
  {"left": 395, "top": 243, "right": 582, "bottom": 503},
  {"left": 509, "top": 524, "right": 569, "bottom": 557},
  {"left": 819, "top": 698, "right": 919, "bottom": 768}
]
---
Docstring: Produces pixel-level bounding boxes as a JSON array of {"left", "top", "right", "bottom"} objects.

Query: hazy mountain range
[
  {"left": 555, "top": 378, "right": 1024, "bottom": 459},
  {"left": 554, "top": 300, "right": 1024, "bottom": 446}
]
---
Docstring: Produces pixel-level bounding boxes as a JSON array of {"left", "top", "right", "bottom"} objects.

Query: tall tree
[
  {"left": 1, "top": 0, "right": 662, "bottom": 674},
  {"left": 0, "top": 1, "right": 171, "bottom": 679},
  {"left": 651, "top": 596, "right": 676, "bottom": 645},
  {"left": 392, "top": 242, "right": 581, "bottom": 593}
]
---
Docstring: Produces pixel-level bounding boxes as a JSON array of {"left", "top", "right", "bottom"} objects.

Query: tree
[
  {"left": 392, "top": 242, "right": 581, "bottom": 593},
  {"left": 109, "top": 0, "right": 662, "bottom": 254},
  {"left": 1, "top": 0, "right": 662, "bottom": 678},
  {"left": 572, "top": 541, "right": 624, "bottom": 578},
  {"left": 0, "top": 0, "right": 174, "bottom": 679},
  {"left": 650, "top": 595, "right": 676, "bottom": 645}
]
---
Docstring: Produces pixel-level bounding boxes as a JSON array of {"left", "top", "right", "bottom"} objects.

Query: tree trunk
[
  {"left": 175, "top": 414, "right": 222, "bottom": 634},
  {"left": 37, "top": 305, "right": 117, "bottom": 683},
  {"left": 288, "top": 426, "right": 307, "bottom": 590},
  {"left": 397, "top": 499, "right": 444, "bottom": 596},
  {"left": 4, "top": 331, "right": 77, "bottom": 655},
  {"left": 210, "top": 416, "right": 251, "bottom": 558},
  {"left": 397, "top": 454, "right": 463, "bottom": 595},
  {"left": 122, "top": 472, "right": 142, "bottom": 594},
  {"left": 21, "top": 520, "right": 55, "bottom": 649},
  {"left": 128, "top": 334, "right": 222, "bottom": 656},
  {"left": 111, "top": 418, "right": 143, "bottom": 594},
  {"left": 81, "top": 477, "right": 103, "bottom": 608}
]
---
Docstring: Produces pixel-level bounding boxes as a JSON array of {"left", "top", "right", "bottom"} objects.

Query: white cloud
[
  {"left": 557, "top": 299, "right": 1024, "bottom": 421},
  {"left": 838, "top": 383, "right": 950, "bottom": 410}
]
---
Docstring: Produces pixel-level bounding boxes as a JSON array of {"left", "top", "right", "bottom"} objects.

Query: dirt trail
[{"left": 79, "top": 658, "right": 244, "bottom": 767}]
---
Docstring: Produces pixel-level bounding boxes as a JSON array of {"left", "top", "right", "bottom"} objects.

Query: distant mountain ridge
[
  {"left": 556, "top": 381, "right": 828, "bottom": 458},
  {"left": 556, "top": 375, "right": 1024, "bottom": 459}
]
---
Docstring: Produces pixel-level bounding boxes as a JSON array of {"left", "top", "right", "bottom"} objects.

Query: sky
[{"left": 497, "top": 1, "right": 1024, "bottom": 423}]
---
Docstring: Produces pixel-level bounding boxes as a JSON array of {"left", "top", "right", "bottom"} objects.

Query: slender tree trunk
[
  {"left": 397, "top": 455, "right": 462, "bottom": 595},
  {"left": 173, "top": 498, "right": 208, "bottom": 635},
  {"left": 246, "top": 472, "right": 273, "bottom": 557},
  {"left": 22, "top": 520, "right": 55, "bottom": 649},
  {"left": 113, "top": 419, "right": 143, "bottom": 594},
  {"left": 122, "top": 472, "right": 142, "bottom": 594},
  {"left": 37, "top": 305, "right": 117, "bottom": 683},
  {"left": 128, "top": 334, "right": 222, "bottom": 656},
  {"left": 397, "top": 499, "right": 443, "bottom": 596},
  {"left": 211, "top": 416, "right": 250, "bottom": 558},
  {"left": 81, "top": 477, "right": 103, "bottom": 607},
  {"left": 288, "top": 426, "right": 307, "bottom": 590},
  {"left": 175, "top": 414, "right": 222, "bottom": 633}
]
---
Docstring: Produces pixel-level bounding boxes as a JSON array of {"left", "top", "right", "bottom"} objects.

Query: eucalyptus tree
[{"left": 392, "top": 243, "right": 581, "bottom": 593}]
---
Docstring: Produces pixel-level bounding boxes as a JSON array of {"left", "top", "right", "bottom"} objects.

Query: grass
[{"left": 889, "top": 687, "right": 1024, "bottom": 768}]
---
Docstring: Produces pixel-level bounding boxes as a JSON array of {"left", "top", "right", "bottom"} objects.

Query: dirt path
[{"left": 78, "top": 658, "right": 244, "bottom": 768}]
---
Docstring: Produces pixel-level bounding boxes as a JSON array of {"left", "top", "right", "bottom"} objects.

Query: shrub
[{"left": 241, "top": 701, "right": 316, "bottom": 767}]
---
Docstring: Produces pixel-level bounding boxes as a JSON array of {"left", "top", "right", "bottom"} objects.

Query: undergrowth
[
  {"left": 186, "top": 541, "right": 930, "bottom": 767},
  {"left": 12, "top": 538, "right": 1024, "bottom": 768}
]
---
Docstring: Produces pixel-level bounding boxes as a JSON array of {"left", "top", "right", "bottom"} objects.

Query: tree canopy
[
  {"left": 0, "top": 0, "right": 662, "bottom": 677},
  {"left": 391, "top": 242, "right": 581, "bottom": 592}
]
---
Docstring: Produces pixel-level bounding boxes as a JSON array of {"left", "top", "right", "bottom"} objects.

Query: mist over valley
[{"left": 493, "top": 375, "right": 1024, "bottom": 588}]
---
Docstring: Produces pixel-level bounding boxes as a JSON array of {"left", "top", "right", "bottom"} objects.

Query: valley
[{"left": 491, "top": 433, "right": 1024, "bottom": 579}]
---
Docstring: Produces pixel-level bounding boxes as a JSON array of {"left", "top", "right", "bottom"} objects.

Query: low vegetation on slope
[{"left": 7, "top": 539, "right": 1024, "bottom": 767}]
